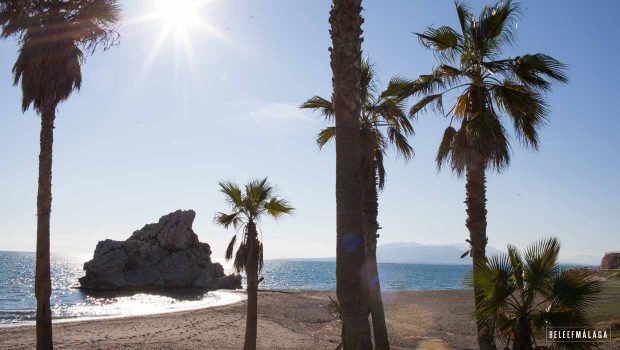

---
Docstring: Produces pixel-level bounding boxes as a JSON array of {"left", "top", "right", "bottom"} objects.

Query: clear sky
[{"left": 0, "top": 0, "right": 618, "bottom": 263}]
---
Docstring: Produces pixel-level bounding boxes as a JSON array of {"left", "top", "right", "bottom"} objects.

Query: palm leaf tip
[
  {"left": 264, "top": 197, "right": 294, "bottom": 219},
  {"left": 436, "top": 126, "right": 457, "bottom": 170},
  {"left": 225, "top": 234, "right": 237, "bottom": 260}
]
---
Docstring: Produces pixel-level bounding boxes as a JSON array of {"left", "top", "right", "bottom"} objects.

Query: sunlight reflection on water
[{"left": 0, "top": 251, "right": 243, "bottom": 326}]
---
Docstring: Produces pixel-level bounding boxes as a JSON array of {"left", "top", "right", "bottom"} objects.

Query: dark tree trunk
[
  {"left": 330, "top": 0, "right": 372, "bottom": 349},
  {"left": 361, "top": 137, "right": 389, "bottom": 349},
  {"left": 512, "top": 315, "right": 533, "bottom": 350},
  {"left": 36, "top": 104, "right": 55, "bottom": 350},
  {"left": 465, "top": 156, "right": 496, "bottom": 350},
  {"left": 244, "top": 221, "right": 259, "bottom": 350}
]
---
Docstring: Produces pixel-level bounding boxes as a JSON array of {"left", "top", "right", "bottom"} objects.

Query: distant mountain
[
  {"left": 377, "top": 242, "right": 480, "bottom": 265},
  {"left": 376, "top": 242, "right": 598, "bottom": 266},
  {"left": 275, "top": 242, "right": 600, "bottom": 266}
]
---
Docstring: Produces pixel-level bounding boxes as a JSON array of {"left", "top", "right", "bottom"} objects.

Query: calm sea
[{"left": 0, "top": 251, "right": 470, "bottom": 326}]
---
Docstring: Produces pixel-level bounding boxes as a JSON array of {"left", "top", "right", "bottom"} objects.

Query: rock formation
[
  {"left": 601, "top": 252, "right": 620, "bottom": 270},
  {"left": 79, "top": 210, "right": 241, "bottom": 290}
]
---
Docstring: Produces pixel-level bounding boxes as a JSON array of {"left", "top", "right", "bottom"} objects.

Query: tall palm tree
[
  {"left": 384, "top": 1, "right": 567, "bottom": 348},
  {"left": 0, "top": 1, "right": 120, "bottom": 349},
  {"left": 215, "top": 178, "right": 294, "bottom": 350},
  {"left": 474, "top": 238, "right": 602, "bottom": 350},
  {"left": 328, "top": 0, "right": 373, "bottom": 348},
  {"left": 301, "top": 59, "right": 414, "bottom": 349}
]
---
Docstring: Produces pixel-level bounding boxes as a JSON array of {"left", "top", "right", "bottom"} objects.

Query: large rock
[
  {"left": 79, "top": 210, "right": 241, "bottom": 290},
  {"left": 601, "top": 252, "right": 620, "bottom": 270}
]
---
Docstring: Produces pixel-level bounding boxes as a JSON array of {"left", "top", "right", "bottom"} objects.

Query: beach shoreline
[
  {"left": 1, "top": 288, "right": 617, "bottom": 349},
  {"left": 0, "top": 289, "right": 480, "bottom": 349},
  {"left": 0, "top": 290, "right": 247, "bottom": 330}
]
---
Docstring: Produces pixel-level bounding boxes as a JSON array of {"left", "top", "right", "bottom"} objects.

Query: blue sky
[{"left": 0, "top": 0, "right": 618, "bottom": 263}]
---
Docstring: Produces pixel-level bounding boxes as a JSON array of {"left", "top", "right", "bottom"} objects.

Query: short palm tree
[
  {"left": 215, "top": 178, "right": 293, "bottom": 350},
  {"left": 0, "top": 1, "right": 120, "bottom": 348},
  {"left": 384, "top": 1, "right": 567, "bottom": 348},
  {"left": 301, "top": 58, "right": 413, "bottom": 349},
  {"left": 474, "top": 238, "right": 602, "bottom": 350}
]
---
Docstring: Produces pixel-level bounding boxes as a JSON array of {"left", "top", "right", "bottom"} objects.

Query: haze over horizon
[{"left": 1, "top": 0, "right": 618, "bottom": 262}]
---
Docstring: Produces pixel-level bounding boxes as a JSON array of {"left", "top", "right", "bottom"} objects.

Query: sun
[
  {"left": 154, "top": 0, "right": 204, "bottom": 35},
  {"left": 136, "top": 0, "right": 232, "bottom": 76}
]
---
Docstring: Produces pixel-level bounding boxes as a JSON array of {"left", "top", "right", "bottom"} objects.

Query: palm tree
[
  {"left": 215, "top": 178, "right": 293, "bottom": 350},
  {"left": 384, "top": 1, "right": 566, "bottom": 348},
  {"left": 301, "top": 59, "right": 413, "bottom": 349},
  {"left": 328, "top": 0, "right": 373, "bottom": 348},
  {"left": 473, "top": 237, "right": 602, "bottom": 350},
  {"left": 0, "top": 1, "right": 120, "bottom": 348}
]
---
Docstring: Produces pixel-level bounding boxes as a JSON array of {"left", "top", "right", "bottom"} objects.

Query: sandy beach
[
  {"left": 1, "top": 287, "right": 617, "bottom": 350},
  {"left": 0, "top": 290, "right": 479, "bottom": 349}
]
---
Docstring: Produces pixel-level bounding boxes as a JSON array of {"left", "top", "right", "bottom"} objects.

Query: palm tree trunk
[
  {"left": 244, "top": 222, "right": 259, "bottom": 350},
  {"left": 361, "top": 141, "right": 389, "bottom": 349},
  {"left": 465, "top": 157, "right": 496, "bottom": 350},
  {"left": 330, "top": 0, "right": 372, "bottom": 349},
  {"left": 36, "top": 104, "right": 55, "bottom": 350},
  {"left": 512, "top": 315, "right": 533, "bottom": 350}
]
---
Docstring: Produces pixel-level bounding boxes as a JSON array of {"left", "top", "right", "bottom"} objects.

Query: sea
[{"left": 0, "top": 251, "right": 470, "bottom": 326}]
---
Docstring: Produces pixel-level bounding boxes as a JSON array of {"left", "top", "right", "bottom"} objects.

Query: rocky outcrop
[
  {"left": 79, "top": 210, "right": 241, "bottom": 290},
  {"left": 601, "top": 252, "right": 620, "bottom": 270}
]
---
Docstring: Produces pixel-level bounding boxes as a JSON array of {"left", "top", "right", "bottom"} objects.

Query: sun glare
[
  {"left": 135, "top": 0, "right": 233, "bottom": 76},
  {"left": 155, "top": 0, "right": 203, "bottom": 34}
]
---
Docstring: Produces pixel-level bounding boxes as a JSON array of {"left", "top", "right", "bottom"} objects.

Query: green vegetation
[
  {"left": 301, "top": 58, "right": 413, "bottom": 349},
  {"left": 384, "top": 1, "right": 567, "bottom": 348},
  {"left": 215, "top": 178, "right": 294, "bottom": 350},
  {"left": 0, "top": 1, "right": 120, "bottom": 348},
  {"left": 474, "top": 238, "right": 602, "bottom": 350},
  {"left": 589, "top": 277, "right": 620, "bottom": 344}
]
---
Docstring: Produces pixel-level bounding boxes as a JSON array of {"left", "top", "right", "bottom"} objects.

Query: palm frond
[
  {"left": 0, "top": 0, "right": 120, "bottom": 113},
  {"left": 219, "top": 181, "right": 244, "bottom": 208},
  {"left": 492, "top": 81, "right": 549, "bottom": 149},
  {"left": 225, "top": 234, "right": 237, "bottom": 260},
  {"left": 361, "top": 58, "right": 377, "bottom": 105},
  {"left": 409, "top": 94, "right": 444, "bottom": 118},
  {"left": 511, "top": 54, "right": 568, "bottom": 90},
  {"left": 507, "top": 244, "right": 524, "bottom": 288},
  {"left": 547, "top": 269, "right": 602, "bottom": 313},
  {"left": 263, "top": 197, "right": 294, "bottom": 219},
  {"left": 387, "top": 126, "right": 414, "bottom": 160},
  {"left": 299, "top": 95, "right": 334, "bottom": 120},
  {"left": 436, "top": 126, "right": 457, "bottom": 170},
  {"left": 214, "top": 211, "right": 243, "bottom": 229},
  {"left": 474, "top": 254, "right": 517, "bottom": 323},
  {"left": 455, "top": 1, "right": 472, "bottom": 37},
  {"left": 416, "top": 26, "right": 462, "bottom": 62},
  {"left": 245, "top": 177, "right": 271, "bottom": 210},
  {"left": 523, "top": 237, "right": 560, "bottom": 297},
  {"left": 233, "top": 241, "right": 247, "bottom": 273},
  {"left": 258, "top": 241, "right": 264, "bottom": 272},
  {"left": 316, "top": 127, "right": 336, "bottom": 149},
  {"left": 479, "top": 0, "right": 521, "bottom": 54}
]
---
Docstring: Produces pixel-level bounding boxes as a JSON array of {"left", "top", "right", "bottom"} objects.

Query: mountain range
[{"left": 285, "top": 242, "right": 601, "bottom": 266}]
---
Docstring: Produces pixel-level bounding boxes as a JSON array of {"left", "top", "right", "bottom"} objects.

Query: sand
[
  {"left": 0, "top": 289, "right": 479, "bottom": 349},
  {"left": 2, "top": 288, "right": 615, "bottom": 349}
]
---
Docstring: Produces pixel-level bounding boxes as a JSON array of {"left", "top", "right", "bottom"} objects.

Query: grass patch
[{"left": 588, "top": 276, "right": 620, "bottom": 343}]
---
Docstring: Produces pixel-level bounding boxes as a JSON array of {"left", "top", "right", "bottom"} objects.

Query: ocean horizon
[{"left": 0, "top": 250, "right": 471, "bottom": 326}]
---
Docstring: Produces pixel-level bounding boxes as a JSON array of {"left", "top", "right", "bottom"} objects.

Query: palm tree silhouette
[
  {"left": 0, "top": 1, "right": 120, "bottom": 348},
  {"left": 328, "top": 0, "right": 373, "bottom": 347},
  {"left": 215, "top": 178, "right": 293, "bottom": 350},
  {"left": 301, "top": 58, "right": 413, "bottom": 349},
  {"left": 385, "top": 1, "right": 567, "bottom": 348}
]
